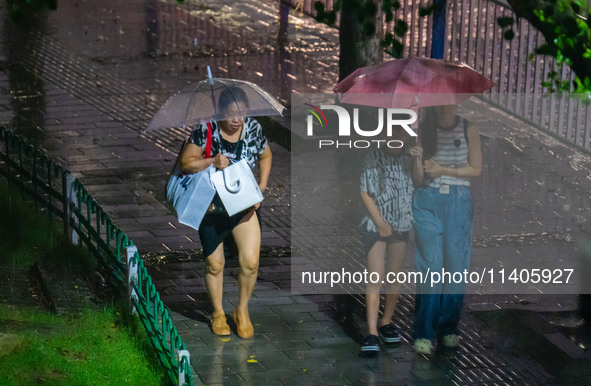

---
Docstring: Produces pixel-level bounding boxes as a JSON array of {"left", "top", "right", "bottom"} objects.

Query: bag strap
[
  {"left": 228, "top": 122, "right": 245, "bottom": 161},
  {"left": 235, "top": 123, "right": 244, "bottom": 159},
  {"left": 174, "top": 122, "right": 212, "bottom": 176},
  {"left": 204, "top": 122, "right": 213, "bottom": 159}
]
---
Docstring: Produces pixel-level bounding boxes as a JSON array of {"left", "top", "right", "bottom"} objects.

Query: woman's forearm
[
  {"left": 258, "top": 150, "right": 272, "bottom": 192},
  {"left": 441, "top": 164, "right": 481, "bottom": 178},
  {"left": 180, "top": 157, "right": 213, "bottom": 174},
  {"left": 412, "top": 157, "right": 424, "bottom": 186},
  {"left": 361, "top": 192, "right": 385, "bottom": 226}
]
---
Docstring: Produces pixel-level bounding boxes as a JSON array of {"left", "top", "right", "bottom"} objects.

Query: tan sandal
[
  {"left": 211, "top": 311, "right": 231, "bottom": 336},
  {"left": 232, "top": 309, "right": 254, "bottom": 339}
]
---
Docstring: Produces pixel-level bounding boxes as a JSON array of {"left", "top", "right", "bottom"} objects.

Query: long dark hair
[{"left": 419, "top": 107, "right": 439, "bottom": 160}]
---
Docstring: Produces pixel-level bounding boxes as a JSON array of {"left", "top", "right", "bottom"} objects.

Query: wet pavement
[{"left": 1, "top": 0, "right": 591, "bottom": 384}]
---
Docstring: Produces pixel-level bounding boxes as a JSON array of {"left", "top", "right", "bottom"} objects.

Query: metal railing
[
  {"left": 0, "top": 125, "right": 193, "bottom": 386},
  {"left": 286, "top": 0, "right": 591, "bottom": 152},
  {"left": 446, "top": 0, "right": 591, "bottom": 152}
]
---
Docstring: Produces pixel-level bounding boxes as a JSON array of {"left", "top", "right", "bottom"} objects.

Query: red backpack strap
[{"left": 204, "top": 121, "right": 213, "bottom": 159}]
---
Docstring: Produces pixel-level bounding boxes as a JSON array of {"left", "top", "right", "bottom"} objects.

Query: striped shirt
[
  {"left": 427, "top": 118, "right": 471, "bottom": 188},
  {"left": 360, "top": 149, "right": 414, "bottom": 233}
]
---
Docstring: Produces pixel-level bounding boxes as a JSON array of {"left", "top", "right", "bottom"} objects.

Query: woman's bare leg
[
  {"left": 232, "top": 210, "right": 261, "bottom": 313},
  {"left": 380, "top": 238, "right": 407, "bottom": 327},
  {"left": 366, "top": 241, "right": 387, "bottom": 336},
  {"left": 205, "top": 242, "right": 226, "bottom": 315}
]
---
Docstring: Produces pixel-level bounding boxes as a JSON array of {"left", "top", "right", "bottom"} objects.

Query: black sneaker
[
  {"left": 378, "top": 323, "right": 401, "bottom": 343},
  {"left": 360, "top": 334, "right": 380, "bottom": 353}
]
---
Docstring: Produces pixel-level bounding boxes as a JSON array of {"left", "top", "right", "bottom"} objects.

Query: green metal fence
[{"left": 0, "top": 125, "right": 193, "bottom": 386}]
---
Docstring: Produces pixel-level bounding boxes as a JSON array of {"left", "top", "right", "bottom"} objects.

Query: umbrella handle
[
  {"left": 222, "top": 169, "right": 242, "bottom": 193},
  {"left": 415, "top": 135, "right": 422, "bottom": 169},
  {"left": 207, "top": 66, "right": 214, "bottom": 86}
]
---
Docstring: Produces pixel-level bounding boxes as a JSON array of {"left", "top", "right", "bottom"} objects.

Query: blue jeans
[{"left": 412, "top": 185, "right": 473, "bottom": 340}]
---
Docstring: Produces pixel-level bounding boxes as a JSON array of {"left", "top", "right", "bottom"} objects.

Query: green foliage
[
  {"left": 386, "top": 40, "right": 404, "bottom": 59},
  {"left": 381, "top": 0, "right": 406, "bottom": 58},
  {"left": 497, "top": 16, "right": 515, "bottom": 28},
  {"left": 394, "top": 19, "right": 408, "bottom": 37},
  {"left": 535, "top": 44, "right": 558, "bottom": 56},
  {"left": 314, "top": 0, "right": 338, "bottom": 26},
  {"left": 6, "top": 0, "right": 57, "bottom": 23},
  {"left": 0, "top": 305, "right": 165, "bottom": 385},
  {"left": 507, "top": 0, "right": 591, "bottom": 93},
  {"left": 419, "top": 2, "right": 443, "bottom": 18},
  {"left": 0, "top": 182, "right": 96, "bottom": 272},
  {"left": 315, "top": 0, "right": 414, "bottom": 59},
  {"left": 497, "top": 16, "right": 515, "bottom": 45},
  {"left": 0, "top": 184, "right": 58, "bottom": 267},
  {"left": 535, "top": 1, "right": 591, "bottom": 91},
  {"left": 315, "top": 0, "right": 325, "bottom": 13}
]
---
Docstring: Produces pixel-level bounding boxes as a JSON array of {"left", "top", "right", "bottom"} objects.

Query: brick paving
[
  {"left": 1, "top": 0, "right": 591, "bottom": 384},
  {"left": 0, "top": 266, "right": 40, "bottom": 309}
]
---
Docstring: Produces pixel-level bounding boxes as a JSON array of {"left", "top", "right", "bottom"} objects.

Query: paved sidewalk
[{"left": 1, "top": 0, "right": 591, "bottom": 384}]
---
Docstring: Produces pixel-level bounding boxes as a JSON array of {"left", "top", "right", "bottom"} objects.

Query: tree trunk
[{"left": 339, "top": 0, "right": 382, "bottom": 81}]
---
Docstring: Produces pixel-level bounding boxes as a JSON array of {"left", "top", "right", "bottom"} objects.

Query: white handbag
[
  {"left": 166, "top": 165, "right": 216, "bottom": 230},
  {"left": 210, "top": 158, "right": 264, "bottom": 216},
  {"left": 165, "top": 122, "right": 216, "bottom": 230}
]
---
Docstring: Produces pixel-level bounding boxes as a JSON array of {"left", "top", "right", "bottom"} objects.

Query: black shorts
[
  {"left": 359, "top": 225, "right": 409, "bottom": 255},
  {"left": 198, "top": 195, "right": 261, "bottom": 258}
]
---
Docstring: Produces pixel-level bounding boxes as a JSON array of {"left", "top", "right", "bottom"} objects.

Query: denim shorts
[{"left": 359, "top": 225, "right": 409, "bottom": 255}]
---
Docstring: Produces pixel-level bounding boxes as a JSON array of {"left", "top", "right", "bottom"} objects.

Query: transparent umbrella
[{"left": 146, "top": 67, "right": 285, "bottom": 131}]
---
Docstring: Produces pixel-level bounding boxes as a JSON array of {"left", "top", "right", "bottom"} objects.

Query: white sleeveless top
[{"left": 427, "top": 117, "right": 471, "bottom": 188}]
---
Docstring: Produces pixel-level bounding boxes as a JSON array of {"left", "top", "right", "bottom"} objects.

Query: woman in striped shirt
[{"left": 412, "top": 105, "right": 482, "bottom": 356}]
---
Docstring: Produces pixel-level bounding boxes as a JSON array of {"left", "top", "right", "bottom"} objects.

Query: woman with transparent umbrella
[{"left": 179, "top": 87, "right": 272, "bottom": 339}]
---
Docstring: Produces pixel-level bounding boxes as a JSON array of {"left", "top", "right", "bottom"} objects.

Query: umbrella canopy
[
  {"left": 334, "top": 57, "right": 495, "bottom": 109},
  {"left": 146, "top": 69, "right": 285, "bottom": 131}
]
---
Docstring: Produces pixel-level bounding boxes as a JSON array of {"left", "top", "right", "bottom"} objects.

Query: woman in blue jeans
[{"left": 412, "top": 105, "right": 482, "bottom": 355}]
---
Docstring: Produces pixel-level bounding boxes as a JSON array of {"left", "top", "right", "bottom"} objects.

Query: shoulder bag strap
[
  {"left": 233, "top": 122, "right": 245, "bottom": 161},
  {"left": 205, "top": 121, "right": 213, "bottom": 159}
]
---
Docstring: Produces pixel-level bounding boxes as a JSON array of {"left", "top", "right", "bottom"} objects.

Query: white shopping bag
[
  {"left": 166, "top": 165, "right": 216, "bottom": 230},
  {"left": 210, "top": 159, "right": 263, "bottom": 216}
]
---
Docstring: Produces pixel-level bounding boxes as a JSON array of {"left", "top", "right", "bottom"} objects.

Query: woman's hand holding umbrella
[{"left": 409, "top": 145, "right": 423, "bottom": 159}]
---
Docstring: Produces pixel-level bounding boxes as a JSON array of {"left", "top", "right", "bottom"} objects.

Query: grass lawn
[
  {"left": 0, "top": 183, "right": 167, "bottom": 385},
  {"left": 0, "top": 305, "right": 166, "bottom": 385}
]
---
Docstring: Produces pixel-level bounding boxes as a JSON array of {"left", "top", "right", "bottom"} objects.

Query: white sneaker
[
  {"left": 414, "top": 338, "right": 434, "bottom": 355},
  {"left": 441, "top": 334, "right": 460, "bottom": 348}
]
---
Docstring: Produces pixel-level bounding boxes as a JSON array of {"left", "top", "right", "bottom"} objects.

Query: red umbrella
[{"left": 334, "top": 57, "right": 495, "bottom": 109}]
